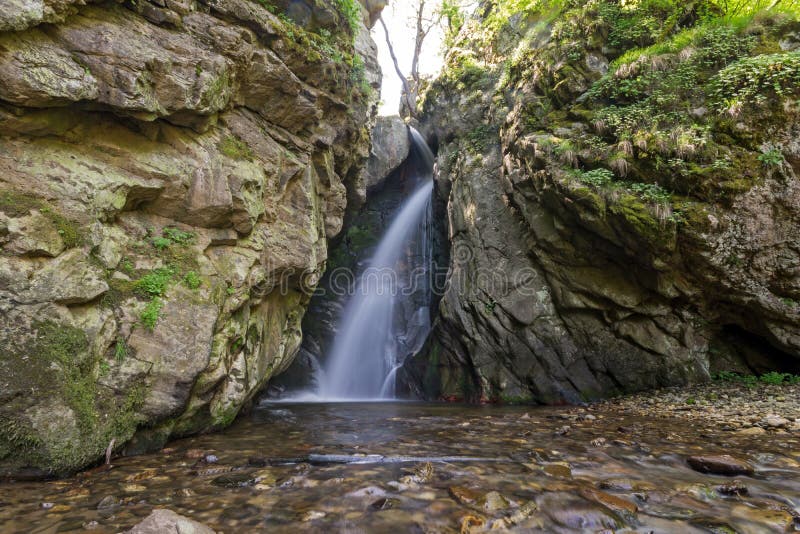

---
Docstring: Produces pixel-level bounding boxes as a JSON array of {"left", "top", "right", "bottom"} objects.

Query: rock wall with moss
[
  {"left": 0, "top": 0, "right": 382, "bottom": 475},
  {"left": 406, "top": 0, "right": 800, "bottom": 403}
]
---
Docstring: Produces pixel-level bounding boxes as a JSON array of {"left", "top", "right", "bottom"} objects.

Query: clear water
[{"left": 2, "top": 402, "right": 798, "bottom": 533}]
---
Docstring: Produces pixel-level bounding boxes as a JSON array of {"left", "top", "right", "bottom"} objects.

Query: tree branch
[{"left": 378, "top": 15, "right": 416, "bottom": 117}]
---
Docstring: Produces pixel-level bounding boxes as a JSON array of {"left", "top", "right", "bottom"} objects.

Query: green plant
[
  {"left": 760, "top": 372, "right": 800, "bottom": 385},
  {"left": 334, "top": 0, "right": 362, "bottom": 35},
  {"left": 711, "top": 51, "right": 800, "bottom": 112},
  {"left": 135, "top": 267, "right": 175, "bottom": 298},
  {"left": 629, "top": 182, "right": 671, "bottom": 203},
  {"left": 575, "top": 168, "right": 615, "bottom": 187},
  {"left": 226, "top": 286, "right": 236, "bottom": 296},
  {"left": 0, "top": 190, "right": 83, "bottom": 248},
  {"left": 140, "top": 298, "right": 164, "bottom": 331},
  {"left": 184, "top": 271, "right": 201, "bottom": 290},
  {"left": 685, "top": 397, "right": 696, "bottom": 405},
  {"left": 152, "top": 236, "right": 171, "bottom": 250},
  {"left": 163, "top": 227, "right": 195, "bottom": 245},
  {"left": 114, "top": 338, "right": 128, "bottom": 362},
  {"left": 758, "top": 148, "right": 783, "bottom": 167},
  {"left": 119, "top": 258, "right": 135, "bottom": 275}
]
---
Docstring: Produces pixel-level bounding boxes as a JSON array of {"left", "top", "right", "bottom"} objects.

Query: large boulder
[{"left": 0, "top": 0, "right": 383, "bottom": 475}]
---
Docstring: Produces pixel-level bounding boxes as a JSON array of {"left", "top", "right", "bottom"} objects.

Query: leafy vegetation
[
  {"left": 710, "top": 51, "right": 800, "bottom": 113},
  {"left": 334, "top": 0, "right": 362, "bottom": 35},
  {"left": 714, "top": 370, "right": 800, "bottom": 386},
  {"left": 574, "top": 168, "right": 615, "bottom": 186},
  {"left": 140, "top": 298, "right": 164, "bottom": 331},
  {"left": 134, "top": 267, "right": 175, "bottom": 298},
  {"left": 184, "top": 271, "right": 202, "bottom": 290}
]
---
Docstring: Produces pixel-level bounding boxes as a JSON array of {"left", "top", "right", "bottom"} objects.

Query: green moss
[
  {"left": 346, "top": 224, "right": 378, "bottom": 250},
  {"left": 211, "top": 404, "right": 240, "bottom": 428},
  {"left": 31, "top": 321, "right": 95, "bottom": 429},
  {"left": 0, "top": 189, "right": 84, "bottom": 248},
  {"left": 219, "top": 135, "right": 254, "bottom": 161},
  {"left": 423, "top": 342, "right": 442, "bottom": 400},
  {"left": 0, "top": 320, "right": 149, "bottom": 474}
]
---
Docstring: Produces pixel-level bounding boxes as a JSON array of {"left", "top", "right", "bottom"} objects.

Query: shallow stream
[{"left": 1, "top": 402, "right": 798, "bottom": 533}]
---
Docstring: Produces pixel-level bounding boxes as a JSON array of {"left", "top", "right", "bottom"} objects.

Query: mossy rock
[
  {"left": 0, "top": 189, "right": 84, "bottom": 248},
  {"left": 0, "top": 321, "right": 147, "bottom": 474}
]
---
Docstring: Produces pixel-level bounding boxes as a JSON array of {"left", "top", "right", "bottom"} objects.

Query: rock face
[
  {"left": 406, "top": 2, "right": 800, "bottom": 403},
  {"left": 361, "top": 115, "right": 411, "bottom": 191},
  {"left": 0, "top": 0, "right": 382, "bottom": 474}
]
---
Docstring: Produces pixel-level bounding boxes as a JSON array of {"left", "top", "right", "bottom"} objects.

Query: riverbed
[{"left": 1, "top": 397, "right": 799, "bottom": 533}]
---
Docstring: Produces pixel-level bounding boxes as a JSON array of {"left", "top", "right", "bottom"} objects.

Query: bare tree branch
[{"left": 378, "top": 15, "right": 417, "bottom": 117}]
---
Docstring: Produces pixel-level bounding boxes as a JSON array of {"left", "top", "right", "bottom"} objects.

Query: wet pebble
[
  {"left": 482, "top": 491, "right": 510, "bottom": 511},
  {"left": 211, "top": 472, "right": 256, "bottom": 488},
  {"left": 96, "top": 495, "right": 119, "bottom": 510},
  {"left": 370, "top": 497, "right": 400, "bottom": 511},
  {"left": 716, "top": 480, "right": 748, "bottom": 496},
  {"left": 687, "top": 455, "right": 754, "bottom": 476},
  {"left": 449, "top": 486, "right": 482, "bottom": 506}
]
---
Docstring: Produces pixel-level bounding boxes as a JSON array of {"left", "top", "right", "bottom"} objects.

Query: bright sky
[{"left": 373, "top": 2, "right": 446, "bottom": 116}]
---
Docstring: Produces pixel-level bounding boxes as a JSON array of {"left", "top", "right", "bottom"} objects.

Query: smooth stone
[
  {"left": 123, "top": 509, "right": 215, "bottom": 534},
  {"left": 687, "top": 455, "right": 754, "bottom": 476}
]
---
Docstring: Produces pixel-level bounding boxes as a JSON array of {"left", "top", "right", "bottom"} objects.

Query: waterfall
[{"left": 318, "top": 128, "right": 435, "bottom": 400}]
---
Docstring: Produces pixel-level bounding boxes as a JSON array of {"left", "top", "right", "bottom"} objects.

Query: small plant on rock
[
  {"left": 140, "top": 298, "right": 164, "bottom": 331},
  {"left": 758, "top": 148, "right": 783, "bottom": 167}
]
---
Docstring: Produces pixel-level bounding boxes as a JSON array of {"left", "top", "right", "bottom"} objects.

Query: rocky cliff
[
  {"left": 407, "top": 0, "right": 800, "bottom": 403},
  {"left": 0, "top": 0, "right": 382, "bottom": 475}
]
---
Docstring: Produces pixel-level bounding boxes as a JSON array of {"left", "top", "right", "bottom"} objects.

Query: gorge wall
[
  {"left": 404, "top": 0, "right": 800, "bottom": 403},
  {"left": 0, "top": 0, "right": 383, "bottom": 475}
]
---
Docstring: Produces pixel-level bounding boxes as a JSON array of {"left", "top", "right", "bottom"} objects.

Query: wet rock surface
[{"left": 1, "top": 399, "right": 798, "bottom": 533}]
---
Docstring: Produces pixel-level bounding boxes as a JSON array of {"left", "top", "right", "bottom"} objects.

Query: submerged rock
[
  {"left": 124, "top": 509, "right": 214, "bottom": 534},
  {"left": 687, "top": 455, "right": 755, "bottom": 476}
]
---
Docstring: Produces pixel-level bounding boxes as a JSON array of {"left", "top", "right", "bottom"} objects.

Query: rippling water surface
[{"left": 1, "top": 402, "right": 799, "bottom": 533}]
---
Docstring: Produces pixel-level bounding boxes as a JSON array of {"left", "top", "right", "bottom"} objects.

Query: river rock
[
  {"left": 687, "top": 455, "right": 755, "bottom": 476},
  {"left": 761, "top": 415, "right": 790, "bottom": 428},
  {"left": 124, "top": 509, "right": 215, "bottom": 534}
]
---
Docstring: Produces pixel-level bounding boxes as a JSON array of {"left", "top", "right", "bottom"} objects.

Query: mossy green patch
[
  {"left": 0, "top": 189, "right": 84, "bottom": 248},
  {"left": 219, "top": 135, "right": 254, "bottom": 161}
]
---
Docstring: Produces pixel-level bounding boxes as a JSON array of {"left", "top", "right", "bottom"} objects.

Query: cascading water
[{"left": 318, "top": 128, "right": 435, "bottom": 400}]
